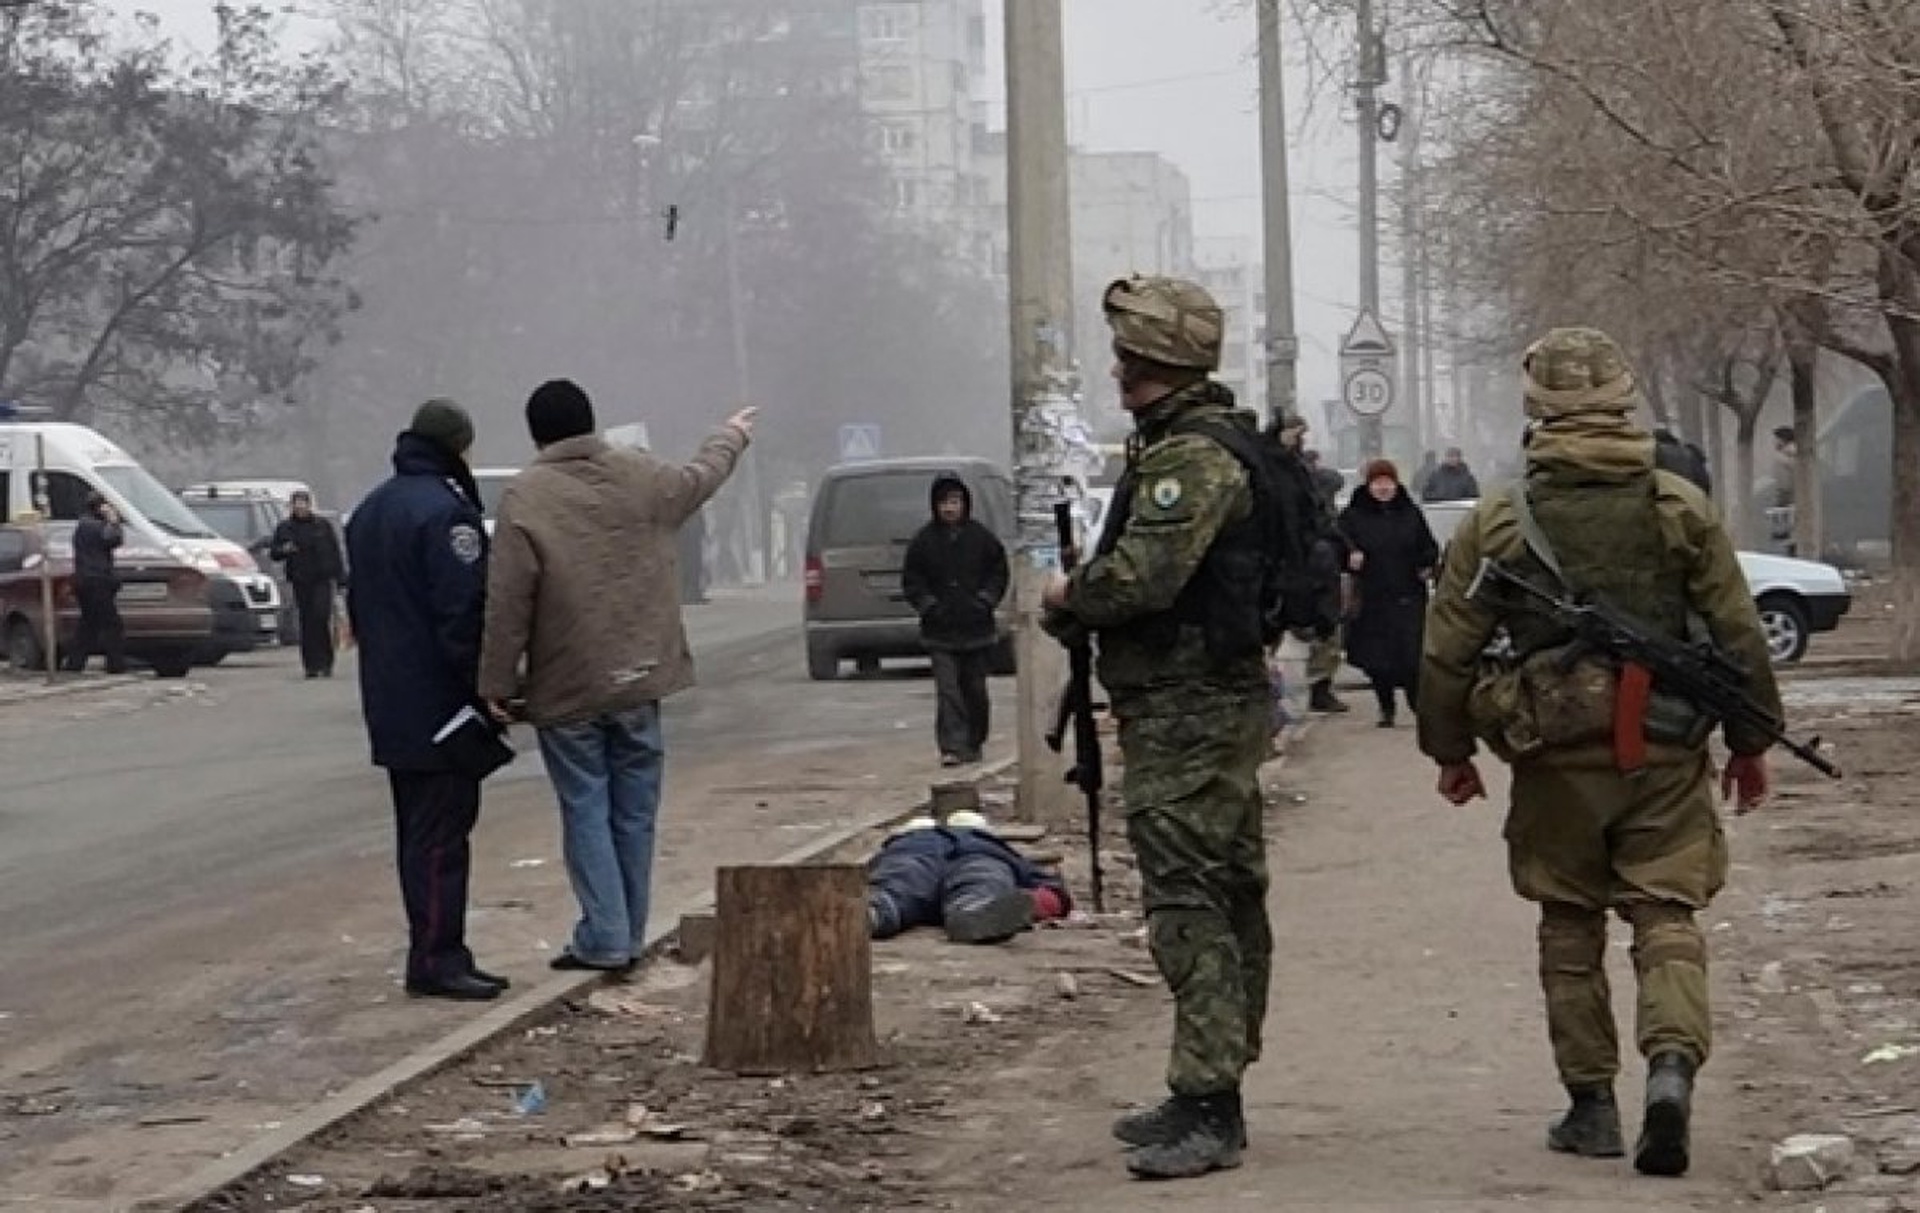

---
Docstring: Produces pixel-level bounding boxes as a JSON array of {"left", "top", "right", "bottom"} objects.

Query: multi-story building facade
[{"left": 1195, "top": 237, "right": 1269, "bottom": 423}]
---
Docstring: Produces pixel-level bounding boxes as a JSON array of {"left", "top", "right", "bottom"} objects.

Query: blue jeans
[{"left": 537, "top": 704, "right": 665, "bottom": 966}]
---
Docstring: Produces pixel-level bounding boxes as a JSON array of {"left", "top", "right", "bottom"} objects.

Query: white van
[{"left": 0, "top": 423, "right": 282, "bottom": 649}]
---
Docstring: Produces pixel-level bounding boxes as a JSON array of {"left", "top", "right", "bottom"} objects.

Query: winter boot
[
  {"left": 1309, "top": 679, "right": 1349, "bottom": 713},
  {"left": 1546, "top": 1084, "right": 1625, "bottom": 1158},
  {"left": 1635, "top": 1052, "right": 1696, "bottom": 1177},
  {"left": 1113, "top": 1095, "right": 1249, "bottom": 1151},
  {"left": 944, "top": 891, "right": 1034, "bottom": 945},
  {"left": 1123, "top": 1093, "right": 1245, "bottom": 1180}
]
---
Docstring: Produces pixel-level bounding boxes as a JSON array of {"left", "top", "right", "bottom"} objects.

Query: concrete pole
[
  {"left": 722, "top": 183, "right": 766, "bottom": 584},
  {"left": 1397, "top": 44, "right": 1423, "bottom": 460},
  {"left": 1356, "top": 0, "right": 1384, "bottom": 460},
  {"left": 1257, "top": 0, "right": 1299, "bottom": 428},
  {"left": 1004, "top": 0, "right": 1074, "bottom": 826}
]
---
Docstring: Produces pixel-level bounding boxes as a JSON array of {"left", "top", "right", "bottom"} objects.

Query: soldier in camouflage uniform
[
  {"left": 1043, "top": 276, "right": 1271, "bottom": 1180},
  {"left": 1416, "top": 328, "right": 1783, "bottom": 1178}
]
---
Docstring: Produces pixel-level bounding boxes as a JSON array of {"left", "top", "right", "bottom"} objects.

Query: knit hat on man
[
  {"left": 410, "top": 398, "right": 474, "bottom": 457},
  {"left": 526, "top": 379, "right": 597, "bottom": 447}
]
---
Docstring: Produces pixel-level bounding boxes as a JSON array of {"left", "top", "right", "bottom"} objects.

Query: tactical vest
[
  {"left": 1506, "top": 472, "right": 1693, "bottom": 656},
  {"left": 1095, "top": 420, "right": 1268, "bottom": 666}
]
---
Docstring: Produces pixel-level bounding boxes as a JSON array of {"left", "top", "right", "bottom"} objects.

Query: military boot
[
  {"left": 1113, "top": 1096, "right": 1248, "bottom": 1150},
  {"left": 1634, "top": 1052, "right": 1696, "bottom": 1177},
  {"left": 1546, "top": 1084, "right": 1625, "bottom": 1158},
  {"left": 1309, "top": 679, "right": 1349, "bottom": 713},
  {"left": 1123, "top": 1094, "right": 1245, "bottom": 1180}
]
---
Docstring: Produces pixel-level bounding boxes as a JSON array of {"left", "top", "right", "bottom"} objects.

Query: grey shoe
[
  {"left": 1547, "top": 1085, "right": 1625, "bottom": 1157},
  {"left": 945, "top": 891, "right": 1034, "bottom": 945},
  {"left": 1124, "top": 1094, "right": 1245, "bottom": 1180},
  {"left": 1635, "top": 1053, "right": 1696, "bottom": 1177}
]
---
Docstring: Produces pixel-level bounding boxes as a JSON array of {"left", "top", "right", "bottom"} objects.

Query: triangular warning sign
[{"left": 1340, "top": 309, "right": 1395, "bottom": 356}]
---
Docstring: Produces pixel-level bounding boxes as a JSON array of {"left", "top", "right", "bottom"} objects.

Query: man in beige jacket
[{"left": 479, "top": 379, "right": 755, "bottom": 970}]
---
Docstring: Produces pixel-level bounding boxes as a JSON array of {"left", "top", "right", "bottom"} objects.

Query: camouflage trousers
[
  {"left": 1505, "top": 746, "right": 1727, "bottom": 1088},
  {"left": 1118, "top": 696, "right": 1272, "bottom": 1097}
]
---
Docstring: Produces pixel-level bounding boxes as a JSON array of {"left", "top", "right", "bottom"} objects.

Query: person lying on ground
[{"left": 868, "top": 811, "right": 1071, "bottom": 944}]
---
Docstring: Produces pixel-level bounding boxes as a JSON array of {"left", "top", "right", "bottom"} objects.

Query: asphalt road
[{"left": 0, "top": 587, "right": 1011, "bottom": 1208}]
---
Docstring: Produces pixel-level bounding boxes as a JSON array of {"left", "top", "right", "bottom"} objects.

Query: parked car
[
  {"left": 179, "top": 487, "right": 296, "bottom": 642},
  {"left": 1419, "top": 499, "right": 1852, "bottom": 663},
  {"left": 0, "top": 523, "right": 214, "bottom": 677},
  {"left": 803, "top": 457, "right": 1016, "bottom": 681}
]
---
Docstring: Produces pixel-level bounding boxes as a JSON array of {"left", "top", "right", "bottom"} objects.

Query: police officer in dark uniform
[
  {"left": 346, "top": 399, "right": 506, "bottom": 1002},
  {"left": 65, "top": 493, "right": 128, "bottom": 674}
]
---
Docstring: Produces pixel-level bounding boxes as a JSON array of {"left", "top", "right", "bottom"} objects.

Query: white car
[{"left": 1419, "top": 499, "right": 1851, "bottom": 663}]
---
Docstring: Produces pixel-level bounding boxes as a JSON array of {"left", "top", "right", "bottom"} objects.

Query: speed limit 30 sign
[{"left": 1343, "top": 366, "right": 1394, "bottom": 417}]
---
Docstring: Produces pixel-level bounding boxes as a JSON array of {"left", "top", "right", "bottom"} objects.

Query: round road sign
[{"left": 1343, "top": 367, "right": 1394, "bottom": 417}]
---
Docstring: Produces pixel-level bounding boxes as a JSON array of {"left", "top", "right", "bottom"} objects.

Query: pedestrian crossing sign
[{"left": 839, "top": 424, "right": 882, "bottom": 461}]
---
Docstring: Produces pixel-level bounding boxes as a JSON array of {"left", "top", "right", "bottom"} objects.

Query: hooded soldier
[
  {"left": 1041, "top": 276, "right": 1272, "bottom": 1181},
  {"left": 1416, "top": 328, "right": 1783, "bottom": 1179}
]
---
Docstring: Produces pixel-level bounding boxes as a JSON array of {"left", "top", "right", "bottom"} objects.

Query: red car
[{"left": 0, "top": 523, "right": 215, "bottom": 678}]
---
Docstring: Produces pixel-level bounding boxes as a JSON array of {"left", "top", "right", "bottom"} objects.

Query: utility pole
[
  {"left": 1257, "top": 0, "right": 1299, "bottom": 428},
  {"left": 1397, "top": 42, "right": 1423, "bottom": 457},
  {"left": 1004, "top": 0, "right": 1075, "bottom": 826},
  {"left": 1355, "top": 0, "right": 1385, "bottom": 460},
  {"left": 722, "top": 181, "right": 766, "bottom": 584}
]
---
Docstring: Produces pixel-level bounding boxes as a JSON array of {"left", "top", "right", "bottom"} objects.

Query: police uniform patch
[
  {"left": 1150, "top": 477, "right": 1183, "bottom": 510},
  {"left": 449, "top": 524, "right": 483, "bottom": 564}
]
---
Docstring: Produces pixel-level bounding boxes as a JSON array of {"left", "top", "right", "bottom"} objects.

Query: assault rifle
[
  {"left": 1048, "top": 501, "right": 1106, "bottom": 912},
  {"left": 1466, "top": 558, "right": 1841, "bottom": 779}
]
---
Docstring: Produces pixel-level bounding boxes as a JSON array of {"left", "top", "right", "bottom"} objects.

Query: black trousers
[
  {"left": 293, "top": 579, "right": 336, "bottom": 674},
  {"left": 65, "top": 578, "right": 126, "bottom": 673},
  {"left": 930, "top": 647, "right": 991, "bottom": 759},
  {"left": 388, "top": 770, "right": 482, "bottom": 984}
]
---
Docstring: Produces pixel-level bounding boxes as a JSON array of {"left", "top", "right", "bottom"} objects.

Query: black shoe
[
  {"left": 940, "top": 753, "right": 963, "bottom": 768},
  {"left": 305, "top": 670, "right": 320, "bottom": 679},
  {"left": 1635, "top": 1053, "right": 1696, "bottom": 1177},
  {"left": 1547, "top": 1084, "right": 1625, "bottom": 1157},
  {"left": 1308, "top": 680, "right": 1349, "bottom": 713},
  {"left": 549, "top": 952, "right": 632, "bottom": 973},
  {"left": 1376, "top": 712, "right": 1395, "bottom": 728},
  {"left": 469, "top": 967, "right": 512, "bottom": 990},
  {"left": 1114, "top": 1095, "right": 1249, "bottom": 1151},
  {"left": 405, "top": 973, "right": 503, "bottom": 1001},
  {"left": 1124, "top": 1093, "right": 1245, "bottom": 1179},
  {"left": 945, "top": 891, "right": 1034, "bottom": 945}
]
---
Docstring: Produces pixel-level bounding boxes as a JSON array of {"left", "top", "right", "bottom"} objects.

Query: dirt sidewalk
[{"left": 916, "top": 718, "right": 1763, "bottom": 1212}]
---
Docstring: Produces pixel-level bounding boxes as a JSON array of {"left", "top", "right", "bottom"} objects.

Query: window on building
[
  {"left": 862, "top": 5, "right": 910, "bottom": 42},
  {"left": 892, "top": 178, "right": 921, "bottom": 210},
  {"left": 880, "top": 123, "right": 919, "bottom": 155}
]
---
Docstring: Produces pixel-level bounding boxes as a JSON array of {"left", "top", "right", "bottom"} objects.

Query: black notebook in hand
[{"left": 433, "top": 704, "right": 516, "bottom": 781}]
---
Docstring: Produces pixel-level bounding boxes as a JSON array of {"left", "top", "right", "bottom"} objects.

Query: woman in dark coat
[{"left": 1338, "top": 459, "right": 1440, "bottom": 727}]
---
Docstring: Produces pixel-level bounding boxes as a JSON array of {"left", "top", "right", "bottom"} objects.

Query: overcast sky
[{"left": 112, "top": 0, "right": 1367, "bottom": 409}]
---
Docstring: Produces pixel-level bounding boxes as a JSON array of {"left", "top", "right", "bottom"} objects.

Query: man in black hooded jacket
[{"left": 901, "top": 474, "right": 1009, "bottom": 766}]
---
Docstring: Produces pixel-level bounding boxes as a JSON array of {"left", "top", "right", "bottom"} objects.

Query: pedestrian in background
[
  {"left": 1339, "top": 459, "right": 1439, "bottom": 728},
  {"left": 480, "top": 379, "right": 753, "bottom": 973},
  {"left": 1421, "top": 446, "right": 1482, "bottom": 502},
  {"left": 1418, "top": 328, "right": 1782, "bottom": 1178},
  {"left": 1043, "top": 275, "right": 1270, "bottom": 1180},
  {"left": 270, "top": 490, "right": 346, "bottom": 678},
  {"left": 347, "top": 399, "right": 507, "bottom": 1003},
  {"left": 901, "top": 473, "right": 1009, "bottom": 766},
  {"left": 64, "top": 492, "right": 127, "bottom": 675},
  {"left": 1277, "top": 421, "right": 1348, "bottom": 714}
]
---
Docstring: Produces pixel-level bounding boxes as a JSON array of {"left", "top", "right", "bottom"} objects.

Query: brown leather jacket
[{"left": 478, "top": 428, "right": 746, "bottom": 727}]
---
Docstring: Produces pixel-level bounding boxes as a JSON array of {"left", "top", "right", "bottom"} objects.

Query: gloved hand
[
  {"left": 1041, "top": 607, "right": 1087, "bottom": 648},
  {"left": 1721, "top": 753, "right": 1770, "bottom": 814},
  {"left": 1437, "top": 761, "right": 1487, "bottom": 806}
]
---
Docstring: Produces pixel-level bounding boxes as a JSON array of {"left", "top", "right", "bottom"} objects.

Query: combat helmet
[
  {"left": 1104, "top": 275, "right": 1224, "bottom": 372},
  {"left": 1521, "top": 327, "right": 1640, "bottom": 420}
]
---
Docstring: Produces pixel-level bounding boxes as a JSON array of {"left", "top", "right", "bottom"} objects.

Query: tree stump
[{"left": 702, "top": 864, "right": 880, "bottom": 1074}]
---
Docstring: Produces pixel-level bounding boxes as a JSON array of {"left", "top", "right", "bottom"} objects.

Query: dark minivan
[{"left": 803, "top": 457, "right": 1016, "bottom": 681}]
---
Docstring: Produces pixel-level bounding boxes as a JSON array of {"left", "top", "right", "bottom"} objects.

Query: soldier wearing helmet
[
  {"left": 1416, "top": 327, "right": 1783, "bottom": 1178},
  {"left": 1041, "top": 275, "right": 1272, "bottom": 1180}
]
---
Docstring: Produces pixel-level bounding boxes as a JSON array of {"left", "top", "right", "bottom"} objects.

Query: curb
[{"left": 140, "top": 756, "right": 1016, "bottom": 1213}]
